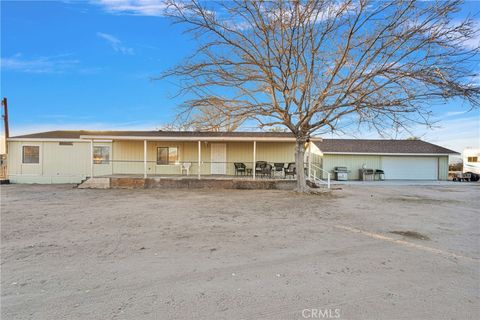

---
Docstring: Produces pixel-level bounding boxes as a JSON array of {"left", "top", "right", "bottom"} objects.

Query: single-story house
[{"left": 5, "top": 130, "right": 458, "bottom": 184}]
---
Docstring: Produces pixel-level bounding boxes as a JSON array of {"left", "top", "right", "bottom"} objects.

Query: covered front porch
[
  {"left": 88, "top": 138, "right": 310, "bottom": 179},
  {"left": 78, "top": 132, "right": 330, "bottom": 188}
]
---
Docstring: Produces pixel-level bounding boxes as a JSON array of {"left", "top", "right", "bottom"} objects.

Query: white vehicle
[{"left": 463, "top": 148, "right": 480, "bottom": 175}]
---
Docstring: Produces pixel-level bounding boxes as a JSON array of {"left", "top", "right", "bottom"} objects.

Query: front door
[{"left": 211, "top": 143, "right": 227, "bottom": 175}]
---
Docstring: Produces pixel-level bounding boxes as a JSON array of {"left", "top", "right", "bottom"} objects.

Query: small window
[
  {"left": 93, "top": 146, "right": 110, "bottom": 164},
  {"left": 157, "top": 147, "right": 178, "bottom": 165},
  {"left": 59, "top": 142, "right": 73, "bottom": 146},
  {"left": 467, "top": 157, "right": 478, "bottom": 163},
  {"left": 22, "top": 146, "right": 40, "bottom": 164}
]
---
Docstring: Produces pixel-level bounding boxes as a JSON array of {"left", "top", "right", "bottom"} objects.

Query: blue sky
[{"left": 1, "top": 0, "right": 479, "bottom": 154}]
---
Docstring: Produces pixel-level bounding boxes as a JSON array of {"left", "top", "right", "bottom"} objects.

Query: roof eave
[
  {"left": 7, "top": 138, "right": 91, "bottom": 142},
  {"left": 322, "top": 151, "right": 460, "bottom": 156},
  {"left": 78, "top": 135, "right": 322, "bottom": 142}
]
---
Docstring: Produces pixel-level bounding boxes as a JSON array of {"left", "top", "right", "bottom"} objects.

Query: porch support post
[
  {"left": 253, "top": 140, "right": 256, "bottom": 180},
  {"left": 90, "top": 140, "right": 94, "bottom": 178},
  {"left": 308, "top": 141, "right": 312, "bottom": 178},
  {"left": 143, "top": 140, "right": 147, "bottom": 178},
  {"left": 198, "top": 141, "right": 201, "bottom": 179}
]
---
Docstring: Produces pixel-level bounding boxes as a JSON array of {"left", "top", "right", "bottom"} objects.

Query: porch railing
[
  {"left": 91, "top": 160, "right": 302, "bottom": 180},
  {"left": 308, "top": 162, "right": 331, "bottom": 189}
]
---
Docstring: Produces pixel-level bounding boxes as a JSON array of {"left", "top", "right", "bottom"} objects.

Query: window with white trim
[
  {"left": 22, "top": 146, "right": 40, "bottom": 164},
  {"left": 157, "top": 147, "right": 178, "bottom": 165},
  {"left": 467, "top": 156, "right": 478, "bottom": 163},
  {"left": 93, "top": 146, "right": 110, "bottom": 164}
]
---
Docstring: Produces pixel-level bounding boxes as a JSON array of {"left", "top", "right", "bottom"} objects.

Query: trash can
[
  {"left": 359, "top": 169, "right": 374, "bottom": 181},
  {"left": 374, "top": 169, "right": 385, "bottom": 181}
]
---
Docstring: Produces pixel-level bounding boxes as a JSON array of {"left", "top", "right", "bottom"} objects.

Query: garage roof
[{"left": 315, "top": 139, "right": 459, "bottom": 155}]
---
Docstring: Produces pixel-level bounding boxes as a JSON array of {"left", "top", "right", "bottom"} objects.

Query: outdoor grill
[
  {"left": 334, "top": 166, "right": 349, "bottom": 181},
  {"left": 359, "top": 168, "right": 374, "bottom": 181}
]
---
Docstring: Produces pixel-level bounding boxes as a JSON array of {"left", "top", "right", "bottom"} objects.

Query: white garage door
[{"left": 382, "top": 156, "right": 438, "bottom": 180}]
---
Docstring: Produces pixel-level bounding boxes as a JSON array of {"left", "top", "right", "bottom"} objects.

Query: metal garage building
[{"left": 315, "top": 139, "right": 459, "bottom": 180}]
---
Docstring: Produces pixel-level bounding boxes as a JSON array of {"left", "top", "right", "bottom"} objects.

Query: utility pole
[
  {"left": 1, "top": 98, "right": 9, "bottom": 180},
  {"left": 2, "top": 97, "right": 9, "bottom": 154}
]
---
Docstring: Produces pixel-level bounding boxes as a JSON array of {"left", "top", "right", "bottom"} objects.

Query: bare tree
[
  {"left": 159, "top": 0, "right": 479, "bottom": 192},
  {"left": 175, "top": 99, "right": 246, "bottom": 131}
]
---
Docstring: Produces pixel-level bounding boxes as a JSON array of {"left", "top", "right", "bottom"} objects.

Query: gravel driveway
[{"left": 1, "top": 184, "right": 479, "bottom": 319}]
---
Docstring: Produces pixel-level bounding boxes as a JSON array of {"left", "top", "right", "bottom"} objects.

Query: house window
[
  {"left": 157, "top": 147, "right": 178, "bottom": 165},
  {"left": 22, "top": 146, "right": 40, "bottom": 164},
  {"left": 93, "top": 146, "right": 110, "bottom": 164},
  {"left": 467, "top": 157, "right": 478, "bottom": 163}
]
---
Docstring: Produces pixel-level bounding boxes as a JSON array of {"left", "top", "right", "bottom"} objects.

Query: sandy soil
[{"left": 1, "top": 183, "right": 479, "bottom": 319}]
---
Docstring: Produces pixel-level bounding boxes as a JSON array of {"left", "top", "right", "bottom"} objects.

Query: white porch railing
[
  {"left": 308, "top": 163, "right": 331, "bottom": 189},
  {"left": 90, "top": 160, "right": 302, "bottom": 180}
]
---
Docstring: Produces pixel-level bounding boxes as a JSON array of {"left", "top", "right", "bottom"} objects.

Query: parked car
[{"left": 452, "top": 172, "right": 479, "bottom": 182}]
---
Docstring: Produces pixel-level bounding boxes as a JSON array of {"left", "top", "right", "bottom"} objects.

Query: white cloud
[
  {"left": 93, "top": 0, "right": 167, "bottom": 16},
  {"left": 97, "top": 32, "right": 134, "bottom": 55},
  {"left": 471, "top": 74, "right": 480, "bottom": 86},
  {"left": 421, "top": 116, "right": 480, "bottom": 152},
  {"left": 325, "top": 113, "right": 479, "bottom": 157},
  {"left": 462, "top": 36, "right": 480, "bottom": 50},
  {"left": 461, "top": 20, "right": 480, "bottom": 50},
  {"left": 444, "top": 110, "right": 467, "bottom": 117},
  {"left": 1, "top": 53, "right": 80, "bottom": 74},
  {"left": 440, "top": 19, "right": 480, "bottom": 51}
]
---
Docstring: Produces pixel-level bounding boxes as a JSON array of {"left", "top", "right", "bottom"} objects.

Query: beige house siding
[
  {"left": 255, "top": 142, "right": 296, "bottom": 163},
  {"left": 7, "top": 140, "right": 297, "bottom": 183},
  {"left": 111, "top": 140, "right": 295, "bottom": 176},
  {"left": 8, "top": 141, "right": 92, "bottom": 183},
  {"left": 225, "top": 142, "right": 253, "bottom": 175},
  {"left": 109, "top": 141, "right": 207, "bottom": 175},
  {"left": 227, "top": 141, "right": 296, "bottom": 175}
]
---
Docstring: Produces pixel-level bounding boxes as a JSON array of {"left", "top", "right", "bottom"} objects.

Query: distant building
[{"left": 463, "top": 148, "right": 480, "bottom": 175}]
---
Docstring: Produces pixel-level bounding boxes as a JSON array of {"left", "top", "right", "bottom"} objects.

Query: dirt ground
[{"left": 1, "top": 183, "right": 479, "bottom": 319}]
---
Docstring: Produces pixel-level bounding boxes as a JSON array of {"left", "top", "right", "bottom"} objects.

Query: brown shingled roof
[
  {"left": 9, "top": 130, "right": 459, "bottom": 154},
  {"left": 9, "top": 130, "right": 297, "bottom": 139},
  {"left": 315, "top": 139, "right": 458, "bottom": 155}
]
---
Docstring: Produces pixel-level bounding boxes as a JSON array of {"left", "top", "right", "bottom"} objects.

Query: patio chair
[
  {"left": 284, "top": 162, "right": 296, "bottom": 179},
  {"left": 234, "top": 162, "right": 247, "bottom": 175},
  {"left": 261, "top": 163, "right": 273, "bottom": 178},
  {"left": 273, "top": 163, "right": 285, "bottom": 178},
  {"left": 181, "top": 162, "right": 191, "bottom": 175},
  {"left": 255, "top": 161, "right": 267, "bottom": 175}
]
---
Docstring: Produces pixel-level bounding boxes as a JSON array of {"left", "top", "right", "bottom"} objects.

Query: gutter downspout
[
  {"left": 144, "top": 140, "right": 147, "bottom": 179},
  {"left": 90, "top": 140, "right": 94, "bottom": 178},
  {"left": 253, "top": 141, "right": 256, "bottom": 180}
]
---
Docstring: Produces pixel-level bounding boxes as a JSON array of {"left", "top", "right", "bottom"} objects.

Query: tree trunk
[{"left": 295, "top": 138, "right": 308, "bottom": 193}]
